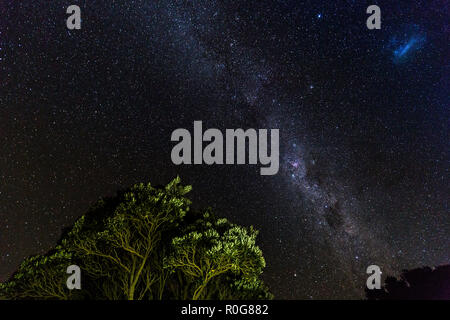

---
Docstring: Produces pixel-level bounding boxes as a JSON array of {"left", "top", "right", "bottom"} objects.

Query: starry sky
[{"left": 0, "top": 1, "right": 449, "bottom": 299}]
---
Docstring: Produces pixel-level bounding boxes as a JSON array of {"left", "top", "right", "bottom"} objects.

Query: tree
[
  {"left": 165, "top": 211, "right": 271, "bottom": 300},
  {"left": 366, "top": 264, "right": 450, "bottom": 300},
  {"left": 61, "top": 177, "right": 192, "bottom": 300},
  {"left": 0, "top": 177, "right": 272, "bottom": 300},
  {"left": 0, "top": 247, "right": 76, "bottom": 300}
]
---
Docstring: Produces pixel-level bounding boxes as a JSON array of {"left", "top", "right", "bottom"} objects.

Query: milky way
[{"left": 0, "top": 0, "right": 449, "bottom": 299}]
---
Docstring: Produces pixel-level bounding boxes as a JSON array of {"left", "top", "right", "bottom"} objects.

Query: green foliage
[
  {"left": 165, "top": 212, "right": 271, "bottom": 299},
  {"left": 0, "top": 247, "right": 77, "bottom": 300},
  {"left": 0, "top": 177, "right": 272, "bottom": 300}
]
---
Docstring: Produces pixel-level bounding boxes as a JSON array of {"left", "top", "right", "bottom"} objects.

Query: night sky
[{"left": 1, "top": 1, "right": 449, "bottom": 299}]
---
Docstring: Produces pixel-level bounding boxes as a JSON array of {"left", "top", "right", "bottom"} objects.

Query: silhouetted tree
[{"left": 366, "top": 265, "right": 450, "bottom": 300}]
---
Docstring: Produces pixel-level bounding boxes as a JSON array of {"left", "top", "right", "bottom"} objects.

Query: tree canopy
[
  {"left": 366, "top": 265, "right": 450, "bottom": 300},
  {"left": 0, "top": 177, "right": 272, "bottom": 300}
]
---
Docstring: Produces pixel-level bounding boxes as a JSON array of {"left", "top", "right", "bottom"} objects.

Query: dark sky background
[{"left": 0, "top": 0, "right": 449, "bottom": 299}]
